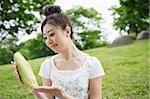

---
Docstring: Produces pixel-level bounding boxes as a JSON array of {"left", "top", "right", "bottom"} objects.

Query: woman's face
[{"left": 43, "top": 23, "right": 69, "bottom": 53}]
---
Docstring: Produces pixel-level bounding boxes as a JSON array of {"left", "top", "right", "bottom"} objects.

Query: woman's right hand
[
  {"left": 11, "top": 61, "right": 42, "bottom": 98},
  {"left": 11, "top": 61, "right": 24, "bottom": 86}
]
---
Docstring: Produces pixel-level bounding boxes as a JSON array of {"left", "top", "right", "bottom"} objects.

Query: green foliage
[
  {"left": 66, "top": 6, "right": 105, "bottom": 49},
  {"left": 0, "top": 36, "right": 19, "bottom": 53},
  {"left": 111, "top": 0, "right": 149, "bottom": 37},
  {"left": 0, "top": 48, "right": 13, "bottom": 65},
  {"left": 19, "top": 33, "right": 54, "bottom": 60},
  {"left": 66, "top": 6, "right": 102, "bottom": 28},
  {"left": 0, "top": 0, "right": 55, "bottom": 41},
  {"left": 79, "top": 30, "right": 107, "bottom": 49},
  {"left": 0, "top": 40, "right": 149, "bottom": 98},
  {"left": 73, "top": 39, "right": 83, "bottom": 50},
  {"left": 0, "top": 36, "right": 18, "bottom": 65}
]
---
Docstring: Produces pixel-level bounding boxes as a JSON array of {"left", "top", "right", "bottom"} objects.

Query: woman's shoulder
[
  {"left": 86, "top": 54, "right": 100, "bottom": 63},
  {"left": 41, "top": 55, "right": 57, "bottom": 66},
  {"left": 86, "top": 55, "right": 105, "bottom": 79},
  {"left": 86, "top": 55, "right": 103, "bottom": 69},
  {"left": 84, "top": 54, "right": 101, "bottom": 68}
]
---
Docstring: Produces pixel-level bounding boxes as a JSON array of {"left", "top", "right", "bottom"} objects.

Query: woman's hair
[{"left": 41, "top": 5, "right": 73, "bottom": 39}]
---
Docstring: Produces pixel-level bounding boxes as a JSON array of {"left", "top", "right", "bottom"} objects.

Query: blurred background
[{"left": 0, "top": 0, "right": 149, "bottom": 99}]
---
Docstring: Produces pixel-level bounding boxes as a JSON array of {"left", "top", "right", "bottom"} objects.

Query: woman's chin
[
  {"left": 51, "top": 47, "right": 64, "bottom": 54},
  {"left": 52, "top": 49, "right": 60, "bottom": 53}
]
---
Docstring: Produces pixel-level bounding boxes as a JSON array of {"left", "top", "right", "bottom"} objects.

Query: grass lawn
[{"left": 0, "top": 39, "right": 149, "bottom": 99}]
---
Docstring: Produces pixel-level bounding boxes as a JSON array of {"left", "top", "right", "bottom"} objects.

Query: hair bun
[{"left": 44, "top": 5, "right": 61, "bottom": 16}]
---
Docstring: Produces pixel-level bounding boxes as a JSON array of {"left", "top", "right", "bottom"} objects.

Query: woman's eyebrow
[
  {"left": 43, "top": 29, "right": 53, "bottom": 36},
  {"left": 47, "top": 29, "right": 53, "bottom": 34}
]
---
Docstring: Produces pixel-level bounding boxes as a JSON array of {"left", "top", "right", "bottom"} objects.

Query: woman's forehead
[
  {"left": 43, "top": 24, "right": 55, "bottom": 31},
  {"left": 43, "top": 24, "right": 63, "bottom": 35},
  {"left": 43, "top": 24, "right": 56, "bottom": 33}
]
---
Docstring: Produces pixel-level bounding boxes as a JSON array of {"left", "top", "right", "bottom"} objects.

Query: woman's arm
[{"left": 89, "top": 77, "right": 103, "bottom": 99}]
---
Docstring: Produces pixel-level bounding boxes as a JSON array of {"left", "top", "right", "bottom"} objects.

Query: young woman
[{"left": 12, "top": 5, "right": 105, "bottom": 99}]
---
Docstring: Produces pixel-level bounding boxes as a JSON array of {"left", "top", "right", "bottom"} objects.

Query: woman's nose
[{"left": 49, "top": 39, "right": 53, "bottom": 44}]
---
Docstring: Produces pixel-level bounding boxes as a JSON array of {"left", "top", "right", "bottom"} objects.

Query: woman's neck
[{"left": 58, "top": 41, "right": 83, "bottom": 60}]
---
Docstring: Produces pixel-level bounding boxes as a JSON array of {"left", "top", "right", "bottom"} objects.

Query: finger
[
  {"left": 13, "top": 71, "right": 24, "bottom": 86},
  {"left": 14, "top": 71, "right": 20, "bottom": 80},
  {"left": 53, "top": 86, "right": 64, "bottom": 91},
  {"left": 11, "top": 61, "right": 16, "bottom": 66},
  {"left": 10, "top": 61, "right": 24, "bottom": 86},
  {"left": 34, "top": 86, "right": 54, "bottom": 90},
  {"left": 11, "top": 61, "right": 17, "bottom": 71},
  {"left": 11, "top": 63, "right": 19, "bottom": 79},
  {"left": 13, "top": 74, "right": 24, "bottom": 86},
  {"left": 12, "top": 65, "right": 17, "bottom": 72},
  {"left": 33, "top": 88, "right": 50, "bottom": 93},
  {"left": 33, "top": 86, "right": 54, "bottom": 93},
  {"left": 10, "top": 61, "right": 19, "bottom": 80}
]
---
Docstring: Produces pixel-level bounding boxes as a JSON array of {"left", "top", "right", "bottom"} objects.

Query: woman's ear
[{"left": 64, "top": 25, "right": 71, "bottom": 37}]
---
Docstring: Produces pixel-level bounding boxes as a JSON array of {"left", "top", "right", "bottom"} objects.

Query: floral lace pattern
[{"left": 51, "top": 67, "right": 89, "bottom": 99}]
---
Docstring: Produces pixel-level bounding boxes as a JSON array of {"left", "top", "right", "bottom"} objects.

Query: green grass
[{"left": 0, "top": 40, "right": 149, "bottom": 99}]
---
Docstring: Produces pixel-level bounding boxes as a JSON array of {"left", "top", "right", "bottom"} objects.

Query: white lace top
[{"left": 38, "top": 54, "right": 105, "bottom": 99}]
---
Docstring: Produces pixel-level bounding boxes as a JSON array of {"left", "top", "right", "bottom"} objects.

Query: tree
[
  {"left": 19, "top": 33, "right": 54, "bottom": 60},
  {"left": 0, "top": 0, "right": 55, "bottom": 42},
  {"left": 111, "top": 0, "right": 149, "bottom": 37},
  {"left": 0, "top": 36, "right": 19, "bottom": 65},
  {"left": 0, "top": 36, "right": 18, "bottom": 52},
  {"left": 79, "top": 30, "right": 105, "bottom": 49},
  {"left": 65, "top": 6, "right": 104, "bottom": 49},
  {"left": 0, "top": 48, "right": 13, "bottom": 65}
]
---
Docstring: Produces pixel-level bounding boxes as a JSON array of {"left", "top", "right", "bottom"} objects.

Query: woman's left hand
[{"left": 33, "top": 86, "right": 65, "bottom": 98}]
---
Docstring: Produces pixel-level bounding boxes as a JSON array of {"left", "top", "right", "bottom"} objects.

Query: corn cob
[{"left": 13, "top": 52, "right": 39, "bottom": 88}]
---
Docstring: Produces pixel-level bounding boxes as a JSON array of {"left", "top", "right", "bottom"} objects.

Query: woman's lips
[
  {"left": 52, "top": 44, "right": 57, "bottom": 47},
  {"left": 48, "top": 43, "right": 58, "bottom": 49}
]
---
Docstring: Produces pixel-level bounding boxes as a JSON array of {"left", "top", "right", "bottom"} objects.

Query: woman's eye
[{"left": 49, "top": 33, "right": 54, "bottom": 36}]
